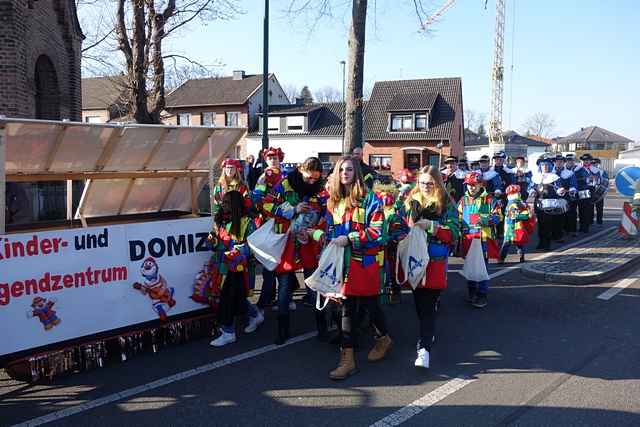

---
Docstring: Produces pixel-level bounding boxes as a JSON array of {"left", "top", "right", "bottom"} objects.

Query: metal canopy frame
[{"left": 0, "top": 118, "right": 246, "bottom": 233}]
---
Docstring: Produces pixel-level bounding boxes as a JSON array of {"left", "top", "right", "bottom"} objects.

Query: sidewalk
[{"left": 521, "top": 226, "right": 640, "bottom": 284}]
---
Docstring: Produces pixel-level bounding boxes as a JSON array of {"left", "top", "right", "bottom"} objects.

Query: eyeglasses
[{"left": 419, "top": 181, "right": 435, "bottom": 187}]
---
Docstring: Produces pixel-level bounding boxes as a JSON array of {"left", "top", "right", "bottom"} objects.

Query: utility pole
[
  {"left": 340, "top": 60, "right": 346, "bottom": 149},
  {"left": 261, "top": 0, "right": 269, "bottom": 151}
]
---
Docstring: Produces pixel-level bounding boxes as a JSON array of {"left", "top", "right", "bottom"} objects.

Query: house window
[
  {"left": 84, "top": 116, "right": 102, "bottom": 123},
  {"left": 225, "top": 112, "right": 240, "bottom": 127},
  {"left": 267, "top": 116, "right": 280, "bottom": 133},
  {"left": 286, "top": 116, "right": 304, "bottom": 133},
  {"left": 428, "top": 155, "right": 440, "bottom": 167},
  {"left": 178, "top": 113, "right": 191, "bottom": 126},
  {"left": 576, "top": 143, "right": 588, "bottom": 150},
  {"left": 391, "top": 114, "right": 413, "bottom": 131},
  {"left": 415, "top": 113, "right": 428, "bottom": 131},
  {"left": 369, "top": 155, "right": 392, "bottom": 171},
  {"left": 405, "top": 153, "right": 421, "bottom": 170},
  {"left": 201, "top": 112, "right": 216, "bottom": 126}
]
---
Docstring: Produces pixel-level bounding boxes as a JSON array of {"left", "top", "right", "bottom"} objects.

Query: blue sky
[{"left": 163, "top": 0, "right": 639, "bottom": 141}]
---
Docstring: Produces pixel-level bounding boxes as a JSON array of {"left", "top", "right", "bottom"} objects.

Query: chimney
[
  {"left": 295, "top": 96, "right": 304, "bottom": 106},
  {"left": 232, "top": 70, "right": 245, "bottom": 81}
]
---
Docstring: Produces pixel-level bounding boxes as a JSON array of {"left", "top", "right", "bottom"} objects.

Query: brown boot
[
  {"left": 367, "top": 335, "right": 392, "bottom": 362},
  {"left": 329, "top": 348, "right": 358, "bottom": 380}
]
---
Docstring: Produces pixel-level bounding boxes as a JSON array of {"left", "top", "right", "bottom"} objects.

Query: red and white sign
[
  {"left": 0, "top": 218, "right": 212, "bottom": 357},
  {"left": 619, "top": 202, "right": 639, "bottom": 237}
]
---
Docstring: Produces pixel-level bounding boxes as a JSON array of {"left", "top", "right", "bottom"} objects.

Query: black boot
[
  {"left": 315, "top": 310, "right": 329, "bottom": 342},
  {"left": 275, "top": 314, "right": 290, "bottom": 346}
]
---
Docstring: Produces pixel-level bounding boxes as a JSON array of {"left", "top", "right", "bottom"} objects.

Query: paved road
[{"left": 1, "top": 195, "right": 639, "bottom": 427}]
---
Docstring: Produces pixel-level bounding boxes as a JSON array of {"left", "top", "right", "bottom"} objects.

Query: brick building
[
  {"left": 363, "top": 78, "right": 464, "bottom": 175},
  {"left": 1, "top": 0, "right": 84, "bottom": 226},
  {"left": 0, "top": 0, "right": 84, "bottom": 121}
]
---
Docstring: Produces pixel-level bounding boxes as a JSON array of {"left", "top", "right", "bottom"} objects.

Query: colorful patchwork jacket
[
  {"left": 457, "top": 189, "right": 503, "bottom": 257},
  {"left": 211, "top": 217, "right": 256, "bottom": 292},
  {"left": 322, "top": 191, "right": 386, "bottom": 296},
  {"left": 192, "top": 216, "right": 256, "bottom": 306},
  {"left": 503, "top": 198, "right": 531, "bottom": 245},
  {"left": 398, "top": 192, "right": 460, "bottom": 289},
  {"left": 252, "top": 168, "right": 296, "bottom": 233},
  {"left": 212, "top": 182, "right": 252, "bottom": 215}
]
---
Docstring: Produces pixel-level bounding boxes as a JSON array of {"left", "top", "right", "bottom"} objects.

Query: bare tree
[
  {"left": 315, "top": 86, "right": 342, "bottom": 103},
  {"left": 464, "top": 109, "right": 487, "bottom": 133},
  {"left": 286, "top": 0, "right": 451, "bottom": 153},
  {"left": 283, "top": 84, "right": 299, "bottom": 104},
  {"left": 78, "top": 0, "right": 242, "bottom": 124},
  {"left": 521, "top": 113, "right": 556, "bottom": 138}
]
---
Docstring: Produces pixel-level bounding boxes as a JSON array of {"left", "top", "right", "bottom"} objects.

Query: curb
[{"left": 521, "top": 227, "right": 640, "bottom": 284}]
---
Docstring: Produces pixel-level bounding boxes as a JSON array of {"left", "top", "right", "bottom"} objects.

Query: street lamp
[
  {"left": 261, "top": 0, "right": 269, "bottom": 152},
  {"left": 340, "top": 60, "right": 346, "bottom": 150},
  {"left": 436, "top": 142, "right": 444, "bottom": 167}
]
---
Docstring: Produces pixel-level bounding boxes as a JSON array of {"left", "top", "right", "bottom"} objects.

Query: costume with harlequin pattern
[
  {"left": 499, "top": 185, "right": 532, "bottom": 263},
  {"left": 457, "top": 171, "right": 503, "bottom": 304}
]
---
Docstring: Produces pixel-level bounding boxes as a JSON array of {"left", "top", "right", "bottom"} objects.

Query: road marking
[
  {"left": 11, "top": 332, "right": 317, "bottom": 427},
  {"left": 369, "top": 377, "right": 476, "bottom": 427},
  {"left": 596, "top": 268, "right": 640, "bottom": 301}
]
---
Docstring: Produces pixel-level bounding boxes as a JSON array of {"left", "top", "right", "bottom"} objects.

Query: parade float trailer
[{"left": 0, "top": 118, "right": 244, "bottom": 381}]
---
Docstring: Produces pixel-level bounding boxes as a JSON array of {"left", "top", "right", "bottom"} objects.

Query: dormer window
[
  {"left": 389, "top": 112, "right": 429, "bottom": 132},
  {"left": 286, "top": 116, "right": 304, "bottom": 133},
  {"left": 391, "top": 114, "right": 413, "bottom": 131},
  {"left": 267, "top": 116, "right": 280, "bottom": 133}
]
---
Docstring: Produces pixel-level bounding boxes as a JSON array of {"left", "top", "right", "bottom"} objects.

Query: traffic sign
[{"left": 615, "top": 166, "right": 640, "bottom": 197}]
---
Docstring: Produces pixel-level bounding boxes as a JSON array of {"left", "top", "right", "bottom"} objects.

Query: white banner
[{"left": 0, "top": 218, "right": 212, "bottom": 357}]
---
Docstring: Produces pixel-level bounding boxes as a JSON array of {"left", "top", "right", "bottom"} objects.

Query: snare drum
[
  {"left": 537, "top": 198, "right": 568, "bottom": 215},
  {"left": 578, "top": 189, "right": 591, "bottom": 200}
]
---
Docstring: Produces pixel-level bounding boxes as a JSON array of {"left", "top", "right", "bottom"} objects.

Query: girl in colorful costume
[
  {"left": 499, "top": 184, "right": 532, "bottom": 263},
  {"left": 209, "top": 191, "right": 260, "bottom": 347},
  {"left": 458, "top": 171, "right": 503, "bottom": 308},
  {"left": 322, "top": 156, "right": 392, "bottom": 380},
  {"left": 285, "top": 157, "right": 330, "bottom": 340},
  {"left": 212, "top": 158, "right": 252, "bottom": 215},
  {"left": 399, "top": 166, "right": 459, "bottom": 368},
  {"left": 252, "top": 147, "right": 300, "bottom": 345}
]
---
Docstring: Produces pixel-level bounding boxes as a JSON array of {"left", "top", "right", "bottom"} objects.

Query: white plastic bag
[
  {"left": 395, "top": 227, "right": 429, "bottom": 289},
  {"left": 247, "top": 219, "right": 288, "bottom": 271},
  {"left": 462, "top": 238, "right": 489, "bottom": 282},
  {"left": 304, "top": 241, "right": 345, "bottom": 310}
]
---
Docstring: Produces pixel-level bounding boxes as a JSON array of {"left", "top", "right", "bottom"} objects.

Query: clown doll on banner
[
  {"left": 499, "top": 185, "right": 534, "bottom": 263},
  {"left": 458, "top": 171, "right": 503, "bottom": 309}
]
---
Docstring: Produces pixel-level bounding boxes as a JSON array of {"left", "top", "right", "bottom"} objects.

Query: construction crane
[
  {"left": 421, "top": 0, "right": 507, "bottom": 148},
  {"left": 487, "top": 0, "right": 506, "bottom": 148}
]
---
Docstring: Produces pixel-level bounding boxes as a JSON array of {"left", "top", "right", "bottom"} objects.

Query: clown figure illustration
[
  {"left": 27, "top": 297, "right": 61, "bottom": 331},
  {"left": 132, "top": 257, "right": 176, "bottom": 320}
]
